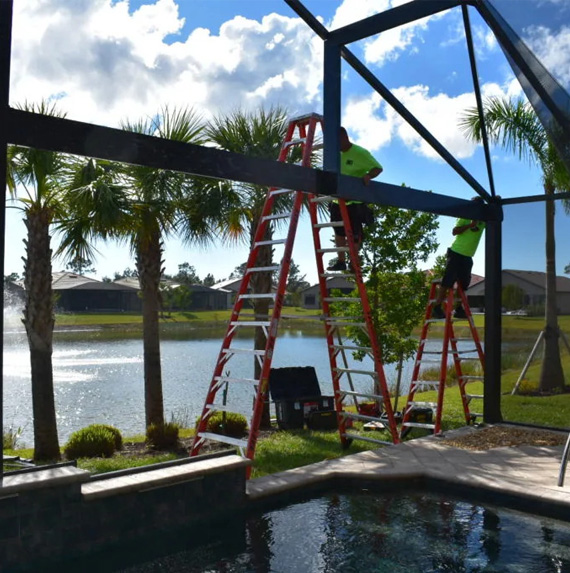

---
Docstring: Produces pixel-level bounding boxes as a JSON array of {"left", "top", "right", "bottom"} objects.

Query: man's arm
[
  {"left": 363, "top": 166, "right": 383, "bottom": 186},
  {"left": 452, "top": 220, "right": 478, "bottom": 235}
]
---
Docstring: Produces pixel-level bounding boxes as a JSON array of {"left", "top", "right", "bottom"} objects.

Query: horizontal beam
[
  {"left": 5, "top": 108, "right": 495, "bottom": 220},
  {"left": 500, "top": 191, "right": 570, "bottom": 206},
  {"left": 328, "top": 0, "right": 464, "bottom": 46}
]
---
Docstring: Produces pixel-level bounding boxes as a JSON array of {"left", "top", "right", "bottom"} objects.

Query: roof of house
[
  {"left": 302, "top": 276, "right": 355, "bottom": 292},
  {"left": 211, "top": 277, "right": 242, "bottom": 291},
  {"left": 503, "top": 269, "right": 570, "bottom": 292},
  {"left": 52, "top": 272, "right": 139, "bottom": 291}
]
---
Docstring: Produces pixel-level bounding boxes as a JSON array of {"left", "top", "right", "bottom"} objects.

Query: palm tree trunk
[
  {"left": 539, "top": 182, "right": 565, "bottom": 392},
  {"left": 136, "top": 229, "right": 165, "bottom": 429},
  {"left": 251, "top": 226, "right": 273, "bottom": 429},
  {"left": 23, "top": 209, "right": 60, "bottom": 461}
]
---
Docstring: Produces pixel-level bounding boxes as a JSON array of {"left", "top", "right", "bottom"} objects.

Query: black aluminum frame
[{"left": 2, "top": 0, "right": 570, "bottom": 477}]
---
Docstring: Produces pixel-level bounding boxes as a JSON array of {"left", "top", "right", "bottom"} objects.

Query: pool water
[{"left": 68, "top": 490, "right": 570, "bottom": 572}]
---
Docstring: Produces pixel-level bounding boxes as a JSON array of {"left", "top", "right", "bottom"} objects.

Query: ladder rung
[
  {"left": 246, "top": 266, "right": 280, "bottom": 273},
  {"left": 214, "top": 376, "right": 259, "bottom": 386},
  {"left": 312, "top": 143, "right": 324, "bottom": 151},
  {"left": 269, "top": 188, "right": 294, "bottom": 196},
  {"left": 263, "top": 213, "right": 291, "bottom": 221},
  {"left": 451, "top": 338, "right": 473, "bottom": 342},
  {"left": 426, "top": 318, "right": 445, "bottom": 323},
  {"left": 422, "top": 350, "right": 444, "bottom": 355},
  {"left": 340, "top": 390, "right": 383, "bottom": 401},
  {"left": 239, "top": 293, "right": 277, "bottom": 300},
  {"left": 451, "top": 349, "right": 479, "bottom": 355},
  {"left": 255, "top": 239, "right": 286, "bottom": 247},
  {"left": 331, "top": 345, "right": 372, "bottom": 352},
  {"left": 412, "top": 380, "right": 439, "bottom": 387},
  {"left": 314, "top": 221, "right": 345, "bottom": 228},
  {"left": 198, "top": 432, "right": 248, "bottom": 449},
  {"left": 311, "top": 195, "right": 336, "bottom": 203},
  {"left": 317, "top": 247, "right": 350, "bottom": 254},
  {"left": 459, "top": 375, "right": 483, "bottom": 380},
  {"left": 283, "top": 137, "right": 306, "bottom": 147},
  {"left": 470, "top": 412, "right": 483, "bottom": 417},
  {"left": 341, "top": 412, "right": 383, "bottom": 423},
  {"left": 324, "top": 297, "right": 360, "bottom": 303},
  {"left": 335, "top": 367, "right": 377, "bottom": 376},
  {"left": 466, "top": 394, "right": 484, "bottom": 399},
  {"left": 342, "top": 433, "right": 393, "bottom": 446},
  {"left": 222, "top": 348, "right": 265, "bottom": 356},
  {"left": 401, "top": 422, "right": 436, "bottom": 430},
  {"left": 321, "top": 272, "right": 356, "bottom": 279},
  {"left": 230, "top": 321, "right": 271, "bottom": 327}
]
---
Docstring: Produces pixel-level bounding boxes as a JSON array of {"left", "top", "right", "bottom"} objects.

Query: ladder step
[
  {"left": 246, "top": 266, "right": 281, "bottom": 273},
  {"left": 197, "top": 432, "right": 248, "bottom": 450},
  {"left": 230, "top": 321, "right": 271, "bottom": 327},
  {"left": 263, "top": 213, "right": 291, "bottom": 221},
  {"left": 340, "top": 390, "right": 383, "bottom": 401},
  {"left": 321, "top": 272, "right": 356, "bottom": 279},
  {"left": 466, "top": 394, "right": 484, "bottom": 399},
  {"left": 324, "top": 297, "right": 360, "bottom": 303},
  {"left": 314, "top": 221, "right": 345, "bottom": 228},
  {"left": 222, "top": 348, "right": 265, "bottom": 356},
  {"left": 412, "top": 380, "right": 440, "bottom": 388},
  {"left": 341, "top": 412, "right": 383, "bottom": 423},
  {"left": 326, "top": 321, "right": 366, "bottom": 328},
  {"left": 335, "top": 367, "right": 377, "bottom": 377},
  {"left": 459, "top": 375, "right": 484, "bottom": 380},
  {"left": 401, "top": 422, "right": 436, "bottom": 430},
  {"left": 239, "top": 293, "right": 277, "bottom": 300},
  {"left": 407, "top": 401, "right": 437, "bottom": 409},
  {"left": 310, "top": 195, "right": 336, "bottom": 204},
  {"left": 342, "top": 433, "right": 393, "bottom": 447},
  {"left": 283, "top": 137, "right": 306, "bottom": 147},
  {"left": 214, "top": 376, "right": 259, "bottom": 387},
  {"left": 331, "top": 344, "right": 372, "bottom": 352},
  {"left": 269, "top": 188, "right": 294, "bottom": 196},
  {"left": 317, "top": 247, "right": 350, "bottom": 254},
  {"left": 255, "top": 239, "right": 286, "bottom": 246}
]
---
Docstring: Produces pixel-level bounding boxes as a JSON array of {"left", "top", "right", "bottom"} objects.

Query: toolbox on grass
[{"left": 269, "top": 367, "right": 337, "bottom": 430}]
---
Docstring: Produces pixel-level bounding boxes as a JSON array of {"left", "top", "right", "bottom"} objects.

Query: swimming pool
[{"left": 58, "top": 489, "right": 570, "bottom": 572}]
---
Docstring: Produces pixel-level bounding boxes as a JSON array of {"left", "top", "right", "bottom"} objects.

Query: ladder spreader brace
[
  {"left": 190, "top": 113, "right": 400, "bottom": 478},
  {"left": 400, "top": 280, "right": 485, "bottom": 437}
]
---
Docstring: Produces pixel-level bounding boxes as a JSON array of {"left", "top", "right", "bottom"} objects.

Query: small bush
[
  {"left": 516, "top": 379, "right": 539, "bottom": 395},
  {"left": 206, "top": 412, "right": 248, "bottom": 438},
  {"left": 88, "top": 424, "right": 123, "bottom": 450},
  {"left": 3, "top": 425, "right": 22, "bottom": 450},
  {"left": 146, "top": 422, "right": 180, "bottom": 450},
  {"left": 64, "top": 425, "right": 120, "bottom": 459}
]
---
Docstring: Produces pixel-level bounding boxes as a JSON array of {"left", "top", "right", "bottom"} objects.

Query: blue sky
[{"left": 6, "top": 0, "right": 570, "bottom": 284}]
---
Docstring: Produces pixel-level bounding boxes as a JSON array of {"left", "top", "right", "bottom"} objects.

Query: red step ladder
[
  {"left": 190, "top": 113, "right": 399, "bottom": 476},
  {"left": 400, "top": 280, "right": 485, "bottom": 437}
]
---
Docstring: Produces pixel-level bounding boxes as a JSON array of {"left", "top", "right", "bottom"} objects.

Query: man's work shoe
[
  {"left": 327, "top": 260, "right": 347, "bottom": 271},
  {"left": 432, "top": 305, "right": 445, "bottom": 319},
  {"left": 454, "top": 307, "right": 468, "bottom": 319}
]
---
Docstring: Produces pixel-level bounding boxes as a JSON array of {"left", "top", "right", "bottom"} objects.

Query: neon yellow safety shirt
[
  {"left": 450, "top": 218, "right": 485, "bottom": 257},
  {"left": 337, "top": 144, "right": 383, "bottom": 204}
]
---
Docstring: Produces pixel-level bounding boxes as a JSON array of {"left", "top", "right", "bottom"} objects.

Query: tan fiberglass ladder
[
  {"left": 400, "top": 280, "right": 485, "bottom": 437},
  {"left": 190, "top": 113, "right": 400, "bottom": 475}
]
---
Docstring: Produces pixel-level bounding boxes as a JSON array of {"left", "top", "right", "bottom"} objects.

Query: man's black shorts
[
  {"left": 329, "top": 202, "right": 364, "bottom": 240},
  {"left": 442, "top": 248, "right": 473, "bottom": 290}
]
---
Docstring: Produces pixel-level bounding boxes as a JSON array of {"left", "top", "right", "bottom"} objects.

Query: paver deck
[{"left": 247, "top": 424, "right": 570, "bottom": 516}]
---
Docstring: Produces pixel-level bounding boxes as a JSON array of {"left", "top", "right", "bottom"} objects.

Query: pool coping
[{"left": 246, "top": 424, "right": 570, "bottom": 519}]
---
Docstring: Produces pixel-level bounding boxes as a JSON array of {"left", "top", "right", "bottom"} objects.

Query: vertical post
[
  {"left": 0, "top": 0, "right": 15, "bottom": 482},
  {"left": 483, "top": 205, "right": 503, "bottom": 423},
  {"left": 323, "top": 40, "right": 341, "bottom": 192}
]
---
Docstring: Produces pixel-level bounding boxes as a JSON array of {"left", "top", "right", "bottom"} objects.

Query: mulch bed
[{"left": 442, "top": 425, "right": 568, "bottom": 451}]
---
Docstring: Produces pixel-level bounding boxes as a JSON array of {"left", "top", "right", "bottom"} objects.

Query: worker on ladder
[
  {"left": 327, "top": 126, "right": 383, "bottom": 272},
  {"left": 432, "top": 196, "right": 486, "bottom": 319}
]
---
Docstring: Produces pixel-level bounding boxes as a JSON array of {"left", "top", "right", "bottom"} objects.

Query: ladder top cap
[{"left": 290, "top": 113, "right": 323, "bottom": 123}]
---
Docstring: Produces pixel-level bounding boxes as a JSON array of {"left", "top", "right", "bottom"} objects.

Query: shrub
[
  {"left": 64, "top": 425, "right": 121, "bottom": 459},
  {"left": 205, "top": 412, "right": 248, "bottom": 438},
  {"left": 146, "top": 422, "right": 180, "bottom": 450},
  {"left": 3, "top": 425, "right": 22, "bottom": 450},
  {"left": 516, "top": 379, "right": 539, "bottom": 395}
]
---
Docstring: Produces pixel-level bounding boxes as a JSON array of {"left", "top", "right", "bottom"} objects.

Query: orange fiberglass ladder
[
  {"left": 400, "top": 280, "right": 485, "bottom": 437},
  {"left": 190, "top": 113, "right": 400, "bottom": 475}
]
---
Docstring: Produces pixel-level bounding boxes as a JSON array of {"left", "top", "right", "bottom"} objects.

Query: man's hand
[{"left": 363, "top": 167, "right": 383, "bottom": 186}]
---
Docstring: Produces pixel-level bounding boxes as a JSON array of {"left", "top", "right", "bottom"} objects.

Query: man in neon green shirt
[
  {"left": 327, "top": 127, "right": 383, "bottom": 272},
  {"left": 433, "top": 196, "right": 485, "bottom": 319}
]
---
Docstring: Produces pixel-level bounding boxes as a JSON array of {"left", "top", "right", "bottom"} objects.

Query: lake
[{"left": 3, "top": 324, "right": 488, "bottom": 448}]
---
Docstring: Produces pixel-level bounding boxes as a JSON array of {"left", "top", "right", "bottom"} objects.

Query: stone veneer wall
[{"left": 0, "top": 453, "right": 249, "bottom": 572}]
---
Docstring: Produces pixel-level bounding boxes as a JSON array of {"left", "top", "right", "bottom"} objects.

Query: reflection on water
[
  {"left": 62, "top": 491, "right": 570, "bottom": 572},
  {"left": 3, "top": 323, "right": 494, "bottom": 447}
]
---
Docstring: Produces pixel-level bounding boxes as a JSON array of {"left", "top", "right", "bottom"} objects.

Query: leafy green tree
[
  {"left": 60, "top": 106, "right": 228, "bottom": 429},
  {"left": 113, "top": 268, "right": 138, "bottom": 280},
  {"left": 502, "top": 284, "right": 525, "bottom": 311},
  {"left": 460, "top": 96, "right": 570, "bottom": 392},
  {"left": 4, "top": 272, "right": 20, "bottom": 283},
  {"left": 206, "top": 106, "right": 295, "bottom": 427},
  {"left": 172, "top": 262, "right": 200, "bottom": 285},
  {"left": 286, "top": 259, "right": 310, "bottom": 306},
  {"left": 565, "top": 263, "right": 570, "bottom": 274},
  {"left": 65, "top": 255, "right": 95, "bottom": 275},
  {"left": 202, "top": 273, "right": 216, "bottom": 286},
  {"left": 6, "top": 100, "right": 70, "bottom": 460},
  {"left": 336, "top": 203, "right": 439, "bottom": 373}
]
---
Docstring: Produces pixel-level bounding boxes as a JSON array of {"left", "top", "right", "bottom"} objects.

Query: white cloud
[
  {"left": 524, "top": 25, "right": 570, "bottom": 88},
  {"left": 10, "top": 1, "right": 323, "bottom": 128}
]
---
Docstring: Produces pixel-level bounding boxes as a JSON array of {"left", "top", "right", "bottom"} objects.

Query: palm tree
[
  {"left": 60, "top": 106, "right": 227, "bottom": 430},
  {"left": 6, "top": 101, "right": 69, "bottom": 460},
  {"left": 206, "top": 107, "right": 295, "bottom": 426},
  {"left": 460, "top": 96, "right": 570, "bottom": 392}
]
